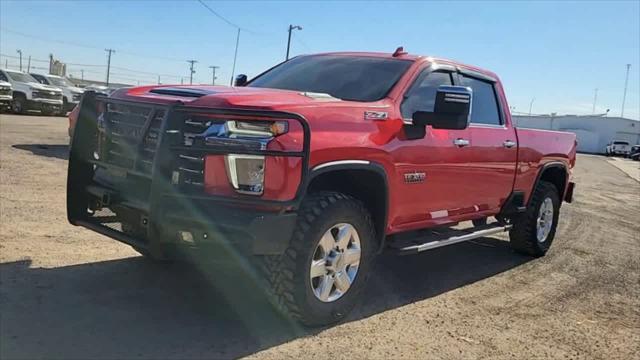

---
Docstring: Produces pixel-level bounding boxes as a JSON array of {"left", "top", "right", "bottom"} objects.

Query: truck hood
[
  {"left": 115, "top": 85, "right": 365, "bottom": 110},
  {"left": 68, "top": 86, "right": 85, "bottom": 93},
  {"left": 0, "top": 81, "right": 11, "bottom": 88},
  {"left": 28, "top": 82, "right": 62, "bottom": 93}
]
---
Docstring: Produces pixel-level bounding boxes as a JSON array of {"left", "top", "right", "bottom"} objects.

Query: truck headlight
[
  {"left": 225, "top": 154, "right": 265, "bottom": 195},
  {"left": 227, "top": 120, "right": 288, "bottom": 137}
]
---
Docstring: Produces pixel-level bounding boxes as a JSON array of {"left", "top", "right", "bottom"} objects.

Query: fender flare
[
  {"left": 301, "top": 160, "right": 390, "bottom": 252},
  {"left": 529, "top": 161, "right": 569, "bottom": 206}
]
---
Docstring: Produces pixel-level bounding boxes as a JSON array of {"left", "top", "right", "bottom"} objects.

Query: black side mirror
[
  {"left": 234, "top": 74, "right": 248, "bottom": 87},
  {"left": 412, "top": 85, "right": 472, "bottom": 130}
]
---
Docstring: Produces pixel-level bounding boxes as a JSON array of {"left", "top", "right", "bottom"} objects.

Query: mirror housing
[
  {"left": 412, "top": 85, "right": 472, "bottom": 130},
  {"left": 234, "top": 74, "right": 248, "bottom": 87}
]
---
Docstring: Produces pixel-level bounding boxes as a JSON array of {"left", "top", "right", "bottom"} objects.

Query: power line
[
  {"left": 196, "top": 0, "right": 243, "bottom": 30},
  {"left": 1, "top": 27, "right": 185, "bottom": 63}
]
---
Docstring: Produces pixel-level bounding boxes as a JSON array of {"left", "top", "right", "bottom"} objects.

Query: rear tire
[
  {"left": 509, "top": 181, "right": 560, "bottom": 257},
  {"left": 261, "top": 192, "right": 376, "bottom": 326}
]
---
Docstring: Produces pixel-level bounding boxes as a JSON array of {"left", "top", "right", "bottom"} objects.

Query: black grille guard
[{"left": 67, "top": 91, "right": 311, "bottom": 254}]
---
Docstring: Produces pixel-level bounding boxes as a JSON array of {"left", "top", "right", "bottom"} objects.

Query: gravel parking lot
[{"left": 1, "top": 114, "right": 639, "bottom": 360}]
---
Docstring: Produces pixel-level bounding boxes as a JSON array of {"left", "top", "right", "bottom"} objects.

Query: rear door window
[{"left": 461, "top": 75, "right": 502, "bottom": 125}]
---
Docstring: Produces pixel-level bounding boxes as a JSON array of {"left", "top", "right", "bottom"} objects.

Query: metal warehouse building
[{"left": 512, "top": 115, "right": 640, "bottom": 154}]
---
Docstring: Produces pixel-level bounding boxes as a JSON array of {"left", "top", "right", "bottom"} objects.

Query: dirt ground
[{"left": 1, "top": 114, "right": 639, "bottom": 360}]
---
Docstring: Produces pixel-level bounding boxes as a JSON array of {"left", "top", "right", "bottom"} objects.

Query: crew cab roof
[{"left": 310, "top": 52, "right": 499, "bottom": 81}]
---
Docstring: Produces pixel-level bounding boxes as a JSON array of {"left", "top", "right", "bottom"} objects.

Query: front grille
[
  {"left": 0, "top": 87, "right": 11, "bottom": 96},
  {"left": 175, "top": 152, "right": 205, "bottom": 188},
  {"left": 33, "top": 90, "right": 61, "bottom": 100},
  {"left": 102, "top": 103, "right": 164, "bottom": 175},
  {"left": 173, "top": 115, "right": 220, "bottom": 190}
]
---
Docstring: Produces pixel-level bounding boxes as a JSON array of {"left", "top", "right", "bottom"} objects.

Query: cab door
[
  {"left": 460, "top": 74, "right": 517, "bottom": 213},
  {"left": 391, "top": 69, "right": 477, "bottom": 229}
]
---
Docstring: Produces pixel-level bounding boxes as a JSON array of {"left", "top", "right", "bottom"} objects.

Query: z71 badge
[{"left": 404, "top": 172, "right": 426, "bottom": 184}]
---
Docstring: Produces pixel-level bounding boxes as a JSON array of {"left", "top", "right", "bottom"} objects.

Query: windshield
[
  {"left": 248, "top": 55, "right": 412, "bottom": 101},
  {"left": 48, "top": 77, "right": 71, "bottom": 87},
  {"left": 6, "top": 71, "right": 37, "bottom": 83}
]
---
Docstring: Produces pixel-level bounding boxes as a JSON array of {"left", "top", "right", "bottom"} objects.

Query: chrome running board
[{"left": 397, "top": 224, "right": 512, "bottom": 255}]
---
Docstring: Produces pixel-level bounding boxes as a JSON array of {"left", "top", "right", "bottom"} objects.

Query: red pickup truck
[{"left": 68, "top": 49, "right": 576, "bottom": 326}]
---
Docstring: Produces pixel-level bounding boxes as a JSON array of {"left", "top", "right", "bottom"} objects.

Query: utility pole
[
  {"left": 81, "top": 70, "right": 84, "bottom": 81},
  {"left": 230, "top": 28, "right": 240, "bottom": 86},
  {"left": 209, "top": 65, "right": 219, "bottom": 85},
  {"left": 187, "top": 60, "right": 197, "bottom": 85},
  {"left": 105, "top": 48, "right": 115, "bottom": 87},
  {"left": 621, "top": 64, "right": 631, "bottom": 118},
  {"left": 528, "top": 97, "right": 536, "bottom": 116},
  {"left": 157, "top": 75, "right": 161, "bottom": 85},
  {"left": 27, "top": 56, "right": 31, "bottom": 72},
  {"left": 49, "top": 54, "right": 53, "bottom": 74},
  {"left": 4, "top": 59, "right": 7, "bottom": 68},
  {"left": 286, "top": 25, "right": 303, "bottom": 60},
  {"left": 16, "top": 49, "right": 22, "bottom": 71},
  {"left": 592, "top": 88, "right": 598, "bottom": 114}
]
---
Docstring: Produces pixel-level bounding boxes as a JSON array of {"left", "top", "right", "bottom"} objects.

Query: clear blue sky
[{"left": 1, "top": 0, "right": 638, "bottom": 119}]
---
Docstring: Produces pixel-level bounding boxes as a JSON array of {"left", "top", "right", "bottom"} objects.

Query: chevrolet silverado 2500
[
  {"left": 0, "top": 69, "right": 63, "bottom": 115},
  {"left": 67, "top": 50, "right": 577, "bottom": 326}
]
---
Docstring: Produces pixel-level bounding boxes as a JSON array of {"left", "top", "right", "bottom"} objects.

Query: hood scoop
[{"left": 149, "top": 87, "right": 219, "bottom": 98}]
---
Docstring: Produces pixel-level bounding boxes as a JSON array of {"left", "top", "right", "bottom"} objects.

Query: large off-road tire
[
  {"left": 262, "top": 192, "right": 376, "bottom": 326},
  {"left": 11, "top": 94, "right": 26, "bottom": 114},
  {"left": 509, "top": 180, "right": 560, "bottom": 257}
]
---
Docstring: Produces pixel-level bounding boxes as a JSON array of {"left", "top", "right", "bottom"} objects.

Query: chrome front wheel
[{"left": 309, "top": 223, "right": 361, "bottom": 303}]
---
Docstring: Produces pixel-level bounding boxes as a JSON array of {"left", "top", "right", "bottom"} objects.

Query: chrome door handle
[
  {"left": 453, "top": 138, "right": 470, "bottom": 147},
  {"left": 503, "top": 140, "right": 516, "bottom": 148}
]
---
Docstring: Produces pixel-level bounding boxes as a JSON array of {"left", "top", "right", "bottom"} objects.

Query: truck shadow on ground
[
  {"left": 0, "top": 238, "right": 531, "bottom": 359},
  {"left": 12, "top": 144, "right": 69, "bottom": 160}
]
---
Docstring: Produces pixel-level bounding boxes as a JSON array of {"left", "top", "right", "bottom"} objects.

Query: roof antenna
[{"left": 393, "top": 46, "right": 407, "bottom": 57}]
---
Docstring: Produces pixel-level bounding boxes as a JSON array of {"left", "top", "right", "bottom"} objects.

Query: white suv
[{"left": 30, "top": 73, "right": 84, "bottom": 113}]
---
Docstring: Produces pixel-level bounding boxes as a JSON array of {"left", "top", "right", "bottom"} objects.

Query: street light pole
[
  {"left": 230, "top": 28, "right": 240, "bottom": 86},
  {"left": 621, "top": 64, "right": 631, "bottom": 118},
  {"left": 105, "top": 48, "right": 115, "bottom": 87},
  {"left": 528, "top": 97, "right": 536, "bottom": 116},
  {"left": 16, "top": 49, "right": 22, "bottom": 71},
  {"left": 592, "top": 88, "right": 598, "bottom": 114},
  {"left": 286, "top": 25, "right": 302, "bottom": 60}
]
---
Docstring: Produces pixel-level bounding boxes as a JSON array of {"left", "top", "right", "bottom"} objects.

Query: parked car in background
[
  {"left": 630, "top": 145, "right": 640, "bottom": 161},
  {"left": 81, "top": 84, "right": 114, "bottom": 95},
  {"left": 606, "top": 140, "right": 631, "bottom": 157},
  {"left": 30, "top": 73, "right": 84, "bottom": 113},
  {"left": 0, "top": 69, "right": 63, "bottom": 115},
  {"left": 0, "top": 72, "right": 13, "bottom": 112}
]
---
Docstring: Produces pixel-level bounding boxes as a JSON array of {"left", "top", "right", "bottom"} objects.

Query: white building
[{"left": 512, "top": 115, "right": 640, "bottom": 154}]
